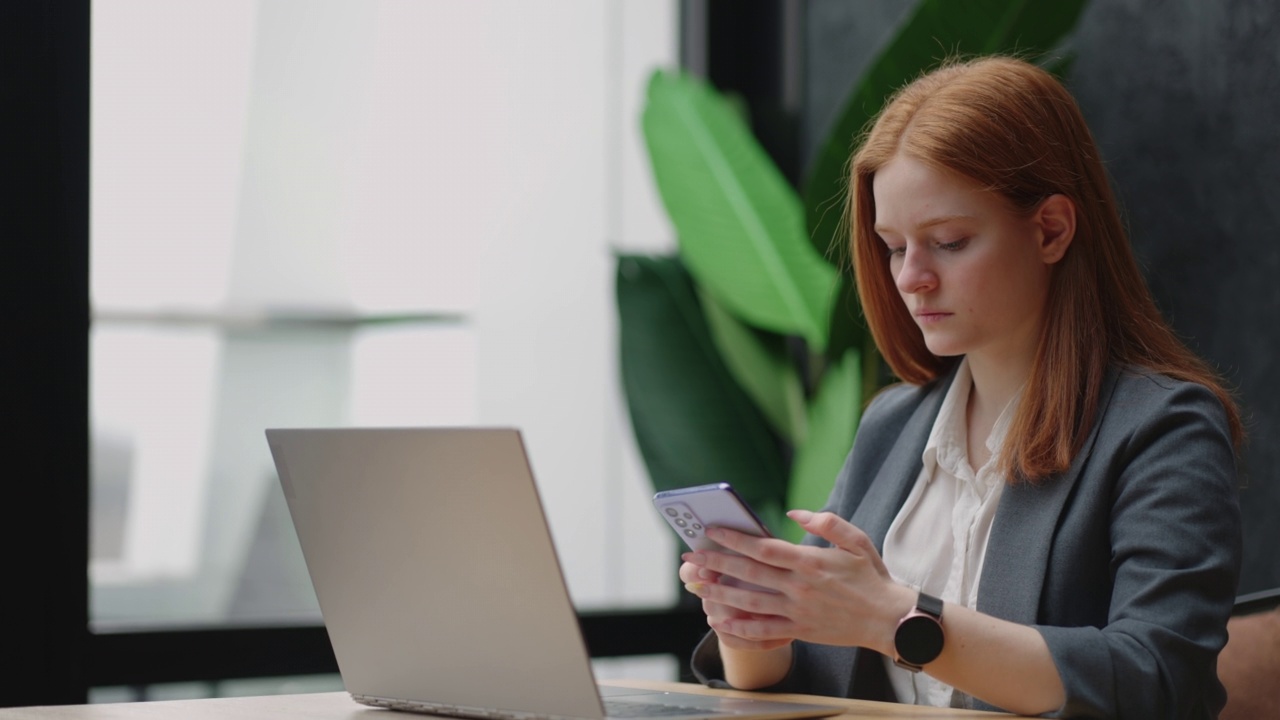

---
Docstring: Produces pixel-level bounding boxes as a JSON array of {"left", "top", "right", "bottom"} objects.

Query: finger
[
  {"left": 679, "top": 562, "right": 696, "bottom": 585},
  {"left": 685, "top": 575, "right": 736, "bottom": 603},
  {"left": 703, "top": 529, "right": 806, "bottom": 572},
  {"left": 688, "top": 575, "right": 786, "bottom": 618},
  {"left": 685, "top": 549, "right": 789, "bottom": 592},
  {"left": 700, "top": 594, "right": 776, "bottom": 625},
  {"left": 702, "top": 599, "right": 758, "bottom": 622},
  {"left": 679, "top": 561, "right": 717, "bottom": 585},
  {"left": 680, "top": 556, "right": 721, "bottom": 584},
  {"left": 710, "top": 613, "right": 796, "bottom": 643},
  {"left": 701, "top": 596, "right": 786, "bottom": 629},
  {"left": 786, "top": 510, "right": 874, "bottom": 556},
  {"left": 698, "top": 591, "right": 761, "bottom": 626}
]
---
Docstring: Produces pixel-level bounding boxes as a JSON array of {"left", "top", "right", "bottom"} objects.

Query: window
[{"left": 91, "top": 0, "right": 680, "bottom": 640}]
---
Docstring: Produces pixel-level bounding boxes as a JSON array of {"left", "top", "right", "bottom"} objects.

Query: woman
[{"left": 678, "top": 56, "right": 1243, "bottom": 718}]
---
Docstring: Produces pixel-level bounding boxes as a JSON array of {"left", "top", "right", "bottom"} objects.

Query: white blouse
[{"left": 880, "top": 358, "right": 1018, "bottom": 708}]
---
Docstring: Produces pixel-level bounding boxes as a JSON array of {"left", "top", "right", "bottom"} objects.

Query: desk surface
[{"left": 0, "top": 680, "right": 1015, "bottom": 719}]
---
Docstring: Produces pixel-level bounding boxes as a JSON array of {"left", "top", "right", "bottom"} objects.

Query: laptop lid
[{"left": 267, "top": 427, "right": 604, "bottom": 718}]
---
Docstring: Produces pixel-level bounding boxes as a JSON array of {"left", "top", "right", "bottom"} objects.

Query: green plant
[{"left": 617, "top": 0, "right": 1088, "bottom": 542}]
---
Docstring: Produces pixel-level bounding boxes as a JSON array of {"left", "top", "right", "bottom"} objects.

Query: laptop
[{"left": 264, "top": 427, "right": 843, "bottom": 720}]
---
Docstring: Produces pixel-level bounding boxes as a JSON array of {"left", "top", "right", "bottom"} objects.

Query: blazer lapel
[
  {"left": 978, "top": 367, "right": 1121, "bottom": 623},
  {"left": 846, "top": 369, "right": 952, "bottom": 701},
  {"left": 850, "top": 371, "right": 953, "bottom": 552}
]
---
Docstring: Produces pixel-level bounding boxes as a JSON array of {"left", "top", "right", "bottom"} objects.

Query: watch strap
[{"left": 916, "top": 591, "right": 943, "bottom": 620}]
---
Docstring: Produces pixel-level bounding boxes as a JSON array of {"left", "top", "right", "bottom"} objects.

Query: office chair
[{"left": 1218, "top": 587, "right": 1280, "bottom": 720}]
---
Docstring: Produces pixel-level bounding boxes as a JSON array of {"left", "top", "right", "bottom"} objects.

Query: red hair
[{"left": 849, "top": 56, "right": 1243, "bottom": 481}]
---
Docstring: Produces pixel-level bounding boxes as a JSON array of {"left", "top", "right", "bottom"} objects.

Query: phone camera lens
[
  {"left": 684, "top": 529, "right": 697, "bottom": 538},
  {"left": 664, "top": 508, "right": 678, "bottom": 516},
  {"left": 674, "top": 518, "right": 687, "bottom": 527},
  {"left": 692, "top": 523, "right": 703, "bottom": 530},
  {"left": 683, "top": 512, "right": 693, "bottom": 519}
]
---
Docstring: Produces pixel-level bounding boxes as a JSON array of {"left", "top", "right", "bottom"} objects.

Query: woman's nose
[{"left": 894, "top": 246, "right": 938, "bottom": 295}]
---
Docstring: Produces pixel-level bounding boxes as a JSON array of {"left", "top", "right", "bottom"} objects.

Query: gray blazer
[{"left": 692, "top": 365, "right": 1241, "bottom": 719}]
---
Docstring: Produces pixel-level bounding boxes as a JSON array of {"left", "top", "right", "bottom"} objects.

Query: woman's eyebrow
[{"left": 874, "top": 213, "right": 976, "bottom": 236}]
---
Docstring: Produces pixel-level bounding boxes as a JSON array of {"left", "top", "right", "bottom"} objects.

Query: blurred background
[{"left": 4, "top": 0, "right": 1277, "bottom": 708}]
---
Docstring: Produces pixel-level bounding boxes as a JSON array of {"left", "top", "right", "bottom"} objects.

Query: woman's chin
[{"left": 921, "top": 338, "right": 966, "bottom": 358}]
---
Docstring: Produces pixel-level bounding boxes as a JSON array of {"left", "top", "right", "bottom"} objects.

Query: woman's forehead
[{"left": 872, "top": 156, "right": 998, "bottom": 232}]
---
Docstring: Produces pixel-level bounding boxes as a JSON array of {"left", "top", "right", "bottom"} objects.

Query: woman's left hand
[{"left": 683, "top": 509, "right": 914, "bottom": 656}]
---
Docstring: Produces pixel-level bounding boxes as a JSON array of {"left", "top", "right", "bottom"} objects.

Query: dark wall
[
  {"left": 0, "top": 1, "right": 91, "bottom": 707},
  {"left": 803, "top": 0, "right": 1280, "bottom": 595},
  {"left": 1070, "top": 0, "right": 1280, "bottom": 596}
]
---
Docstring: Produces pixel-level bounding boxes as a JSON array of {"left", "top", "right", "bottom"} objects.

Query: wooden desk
[{"left": 0, "top": 680, "right": 1015, "bottom": 719}]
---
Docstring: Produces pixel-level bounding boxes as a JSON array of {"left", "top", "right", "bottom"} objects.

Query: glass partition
[{"left": 91, "top": 0, "right": 680, "bottom": 638}]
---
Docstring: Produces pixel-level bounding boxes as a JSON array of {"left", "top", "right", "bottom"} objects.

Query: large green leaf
[
  {"left": 698, "top": 286, "right": 807, "bottom": 446},
  {"left": 642, "top": 70, "right": 839, "bottom": 352},
  {"left": 824, "top": 273, "right": 888, "bottom": 409},
  {"left": 781, "top": 349, "right": 862, "bottom": 543},
  {"left": 616, "top": 254, "right": 788, "bottom": 524},
  {"left": 802, "top": 0, "right": 1090, "bottom": 261},
  {"left": 824, "top": 273, "right": 867, "bottom": 365}
]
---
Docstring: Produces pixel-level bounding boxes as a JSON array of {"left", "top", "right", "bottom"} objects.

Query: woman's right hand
[{"left": 679, "top": 561, "right": 793, "bottom": 652}]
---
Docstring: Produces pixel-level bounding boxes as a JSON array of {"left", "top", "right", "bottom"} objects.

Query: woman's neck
[
  {"left": 963, "top": 350, "right": 1034, "bottom": 468},
  {"left": 966, "top": 353, "right": 1032, "bottom": 418}
]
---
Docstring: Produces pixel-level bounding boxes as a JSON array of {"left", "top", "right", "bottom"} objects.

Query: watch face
[{"left": 895, "top": 614, "right": 945, "bottom": 665}]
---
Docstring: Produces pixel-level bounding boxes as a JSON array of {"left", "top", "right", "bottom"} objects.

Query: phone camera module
[{"left": 674, "top": 518, "right": 687, "bottom": 527}]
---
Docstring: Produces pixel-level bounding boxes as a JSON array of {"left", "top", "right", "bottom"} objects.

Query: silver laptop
[{"left": 265, "top": 427, "right": 842, "bottom": 720}]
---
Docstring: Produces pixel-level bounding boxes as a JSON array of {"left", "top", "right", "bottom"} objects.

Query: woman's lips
[{"left": 914, "top": 310, "right": 952, "bottom": 324}]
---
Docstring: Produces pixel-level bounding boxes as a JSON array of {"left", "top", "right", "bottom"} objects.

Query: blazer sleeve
[{"left": 1036, "top": 377, "right": 1241, "bottom": 719}]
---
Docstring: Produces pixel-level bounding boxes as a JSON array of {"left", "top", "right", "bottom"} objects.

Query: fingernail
[
  {"left": 687, "top": 552, "right": 706, "bottom": 565},
  {"left": 698, "top": 568, "right": 714, "bottom": 580},
  {"left": 787, "top": 509, "right": 814, "bottom": 523},
  {"left": 685, "top": 582, "right": 705, "bottom": 595}
]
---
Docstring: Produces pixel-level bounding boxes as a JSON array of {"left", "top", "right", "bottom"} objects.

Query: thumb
[{"left": 787, "top": 510, "right": 873, "bottom": 555}]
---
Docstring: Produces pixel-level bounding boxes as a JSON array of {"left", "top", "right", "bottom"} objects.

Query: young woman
[{"left": 678, "top": 56, "right": 1243, "bottom": 718}]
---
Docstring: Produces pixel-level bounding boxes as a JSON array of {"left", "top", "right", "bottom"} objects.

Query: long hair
[{"left": 849, "top": 56, "right": 1243, "bottom": 481}]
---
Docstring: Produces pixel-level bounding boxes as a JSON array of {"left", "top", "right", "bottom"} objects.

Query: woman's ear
[{"left": 1034, "top": 194, "right": 1076, "bottom": 264}]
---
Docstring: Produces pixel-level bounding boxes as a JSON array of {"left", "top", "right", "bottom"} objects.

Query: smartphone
[{"left": 653, "top": 483, "right": 777, "bottom": 593}]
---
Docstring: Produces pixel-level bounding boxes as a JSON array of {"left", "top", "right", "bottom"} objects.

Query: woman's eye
[
  {"left": 937, "top": 238, "right": 969, "bottom": 252},
  {"left": 885, "top": 246, "right": 906, "bottom": 258}
]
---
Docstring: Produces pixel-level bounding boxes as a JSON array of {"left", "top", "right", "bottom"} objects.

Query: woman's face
[{"left": 872, "top": 154, "right": 1066, "bottom": 367}]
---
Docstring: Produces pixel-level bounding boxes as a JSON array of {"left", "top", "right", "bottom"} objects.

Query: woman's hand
[
  {"left": 679, "top": 561, "right": 792, "bottom": 651},
  {"left": 683, "top": 510, "right": 914, "bottom": 656}
]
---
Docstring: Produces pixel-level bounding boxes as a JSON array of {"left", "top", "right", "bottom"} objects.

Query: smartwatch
[{"left": 892, "top": 591, "right": 945, "bottom": 672}]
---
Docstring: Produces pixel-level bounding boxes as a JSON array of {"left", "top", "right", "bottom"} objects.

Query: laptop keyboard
[{"left": 604, "top": 700, "right": 733, "bottom": 717}]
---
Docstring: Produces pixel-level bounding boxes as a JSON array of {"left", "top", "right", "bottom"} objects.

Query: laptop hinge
[{"left": 352, "top": 693, "right": 597, "bottom": 720}]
